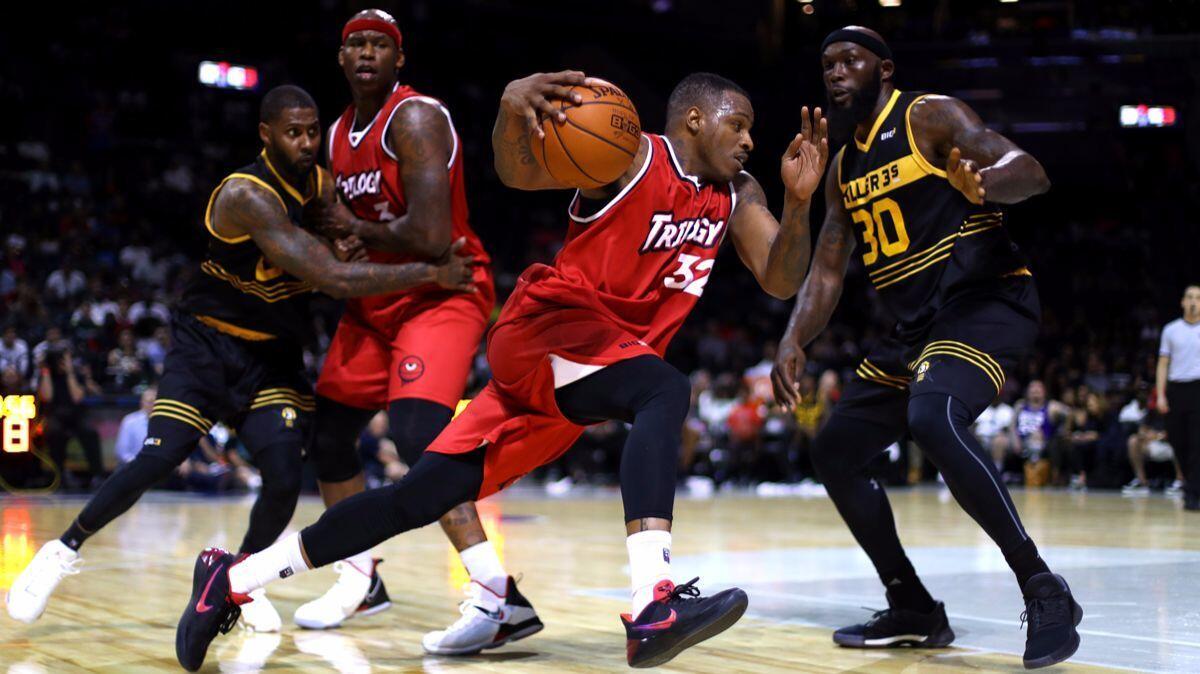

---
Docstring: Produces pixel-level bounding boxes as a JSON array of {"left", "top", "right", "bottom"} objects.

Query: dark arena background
[{"left": 2, "top": 1, "right": 1199, "bottom": 672}]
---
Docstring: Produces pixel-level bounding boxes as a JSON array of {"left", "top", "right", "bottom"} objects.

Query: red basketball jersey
[
  {"left": 328, "top": 83, "right": 493, "bottom": 324},
  {"left": 514, "top": 134, "right": 737, "bottom": 354}
]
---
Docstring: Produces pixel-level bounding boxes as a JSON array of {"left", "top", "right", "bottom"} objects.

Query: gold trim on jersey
[
  {"left": 200, "top": 260, "right": 313, "bottom": 303},
  {"left": 905, "top": 95, "right": 949, "bottom": 178},
  {"left": 867, "top": 211, "right": 1005, "bottom": 290},
  {"left": 854, "top": 89, "right": 902, "bottom": 152},
  {"left": 840, "top": 154, "right": 931, "bottom": 209},
  {"left": 195, "top": 315, "right": 277, "bottom": 341},
  {"left": 855, "top": 359, "right": 910, "bottom": 390},
  {"left": 250, "top": 387, "right": 315, "bottom": 412},
  {"left": 261, "top": 151, "right": 317, "bottom": 205},
  {"left": 205, "top": 174, "right": 285, "bottom": 244},
  {"left": 910, "top": 340, "right": 1005, "bottom": 394},
  {"left": 150, "top": 399, "right": 213, "bottom": 434}
]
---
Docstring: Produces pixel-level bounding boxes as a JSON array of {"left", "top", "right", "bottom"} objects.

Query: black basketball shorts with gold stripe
[
  {"left": 838, "top": 275, "right": 1040, "bottom": 423},
  {"left": 141, "top": 311, "right": 314, "bottom": 465}
]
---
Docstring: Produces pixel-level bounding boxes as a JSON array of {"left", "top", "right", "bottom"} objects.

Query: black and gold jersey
[
  {"left": 836, "top": 89, "right": 1029, "bottom": 334},
  {"left": 177, "top": 151, "right": 319, "bottom": 345}
]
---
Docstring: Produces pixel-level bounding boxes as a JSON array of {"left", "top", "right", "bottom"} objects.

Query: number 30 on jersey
[{"left": 851, "top": 197, "right": 910, "bottom": 265}]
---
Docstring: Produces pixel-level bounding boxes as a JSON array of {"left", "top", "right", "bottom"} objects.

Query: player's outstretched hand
[
  {"left": 781, "top": 106, "right": 828, "bottom": 202},
  {"left": 947, "top": 147, "right": 986, "bottom": 205},
  {"left": 501, "top": 71, "right": 606, "bottom": 139},
  {"left": 434, "top": 237, "right": 476, "bottom": 292},
  {"left": 771, "top": 338, "right": 807, "bottom": 410}
]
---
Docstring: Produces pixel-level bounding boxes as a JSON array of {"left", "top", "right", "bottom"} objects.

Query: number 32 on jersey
[
  {"left": 851, "top": 197, "right": 910, "bottom": 265},
  {"left": 664, "top": 253, "right": 713, "bottom": 297}
]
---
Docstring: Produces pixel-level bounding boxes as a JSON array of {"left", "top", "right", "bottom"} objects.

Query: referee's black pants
[{"left": 1166, "top": 381, "right": 1200, "bottom": 499}]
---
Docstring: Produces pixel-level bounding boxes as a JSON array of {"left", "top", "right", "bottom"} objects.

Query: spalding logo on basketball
[{"left": 398, "top": 355, "right": 426, "bottom": 383}]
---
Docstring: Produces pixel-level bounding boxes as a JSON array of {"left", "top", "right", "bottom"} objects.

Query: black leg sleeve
[
  {"left": 554, "top": 355, "right": 691, "bottom": 523},
  {"left": 67, "top": 416, "right": 203, "bottom": 545},
  {"left": 299, "top": 447, "right": 486, "bottom": 568}
]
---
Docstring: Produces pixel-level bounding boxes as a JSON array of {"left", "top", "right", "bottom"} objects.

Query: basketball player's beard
[{"left": 826, "top": 65, "right": 883, "bottom": 149}]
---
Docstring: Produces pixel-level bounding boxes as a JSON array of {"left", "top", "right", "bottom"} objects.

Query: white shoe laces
[
  {"left": 444, "top": 584, "right": 500, "bottom": 633},
  {"left": 27, "top": 550, "right": 81, "bottom": 591}
]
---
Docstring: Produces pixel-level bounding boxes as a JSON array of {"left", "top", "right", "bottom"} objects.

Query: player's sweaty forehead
[{"left": 714, "top": 91, "right": 754, "bottom": 126}]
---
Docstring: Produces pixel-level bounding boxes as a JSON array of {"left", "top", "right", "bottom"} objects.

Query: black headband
[{"left": 821, "top": 29, "right": 892, "bottom": 61}]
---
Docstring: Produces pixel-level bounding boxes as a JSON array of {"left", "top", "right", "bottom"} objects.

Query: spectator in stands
[
  {"left": 113, "top": 386, "right": 155, "bottom": 466},
  {"left": 727, "top": 382, "right": 766, "bottom": 483},
  {"left": 1011, "top": 380, "right": 1070, "bottom": 487},
  {"left": 357, "top": 411, "right": 407, "bottom": 488},
  {"left": 0, "top": 325, "right": 30, "bottom": 383},
  {"left": 138, "top": 325, "right": 170, "bottom": 376},
  {"left": 44, "top": 257, "right": 87, "bottom": 304},
  {"left": 37, "top": 346, "right": 104, "bottom": 488},
  {"left": 106, "top": 328, "right": 148, "bottom": 392},
  {"left": 32, "top": 327, "right": 69, "bottom": 367},
  {"left": 1123, "top": 409, "right": 1183, "bottom": 496},
  {"left": 1063, "top": 392, "right": 1111, "bottom": 489}
]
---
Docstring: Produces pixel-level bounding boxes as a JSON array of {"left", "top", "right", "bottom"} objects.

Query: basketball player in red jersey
[
  {"left": 178, "top": 71, "right": 827, "bottom": 669},
  {"left": 291, "top": 10, "right": 540, "bottom": 653}
]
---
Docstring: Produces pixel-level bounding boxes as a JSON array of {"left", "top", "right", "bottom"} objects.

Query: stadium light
[
  {"left": 198, "top": 60, "right": 259, "bottom": 91},
  {"left": 879, "top": 0, "right": 902, "bottom": 6},
  {"left": 1119, "top": 104, "right": 1177, "bottom": 128}
]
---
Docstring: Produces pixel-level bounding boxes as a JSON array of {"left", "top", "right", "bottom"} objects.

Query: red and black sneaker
[
  {"left": 620, "top": 577, "right": 748, "bottom": 668},
  {"left": 175, "top": 548, "right": 251, "bottom": 672}
]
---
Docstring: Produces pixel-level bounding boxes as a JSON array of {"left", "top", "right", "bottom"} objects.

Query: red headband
[{"left": 342, "top": 17, "right": 402, "bottom": 47}]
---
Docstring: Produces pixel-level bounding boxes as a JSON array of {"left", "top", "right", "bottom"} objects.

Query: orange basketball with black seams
[{"left": 535, "top": 79, "right": 641, "bottom": 189}]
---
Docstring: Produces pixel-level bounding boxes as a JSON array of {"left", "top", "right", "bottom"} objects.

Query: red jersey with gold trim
[{"left": 327, "top": 83, "right": 493, "bottom": 324}]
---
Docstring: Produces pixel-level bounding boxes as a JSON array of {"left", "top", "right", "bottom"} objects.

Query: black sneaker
[
  {"left": 175, "top": 548, "right": 249, "bottom": 672},
  {"left": 494, "top": 575, "right": 545, "bottom": 645},
  {"left": 1021, "top": 572, "right": 1083, "bottom": 669},
  {"left": 621, "top": 577, "right": 748, "bottom": 669},
  {"left": 833, "top": 596, "right": 955, "bottom": 648},
  {"left": 357, "top": 559, "right": 392, "bottom": 618},
  {"left": 1184, "top": 492, "right": 1200, "bottom": 511}
]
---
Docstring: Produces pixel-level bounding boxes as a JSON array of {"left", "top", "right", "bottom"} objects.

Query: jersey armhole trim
[
  {"left": 205, "top": 174, "right": 285, "bottom": 244},
  {"left": 382, "top": 96, "right": 458, "bottom": 170},
  {"left": 568, "top": 135, "right": 654, "bottom": 224},
  {"left": 905, "top": 95, "right": 949, "bottom": 178},
  {"left": 327, "top": 117, "right": 341, "bottom": 166}
]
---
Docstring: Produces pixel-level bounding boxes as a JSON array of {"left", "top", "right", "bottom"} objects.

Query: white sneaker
[
  {"left": 5, "top": 540, "right": 81, "bottom": 623},
  {"left": 293, "top": 559, "right": 390, "bottom": 629},
  {"left": 1121, "top": 479, "right": 1150, "bottom": 496},
  {"left": 239, "top": 588, "right": 282, "bottom": 632},
  {"left": 422, "top": 577, "right": 543, "bottom": 655},
  {"left": 1166, "top": 480, "right": 1185, "bottom": 497}
]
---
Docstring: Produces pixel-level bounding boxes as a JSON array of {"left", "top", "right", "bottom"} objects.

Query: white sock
[
  {"left": 460, "top": 541, "right": 507, "bottom": 611},
  {"left": 229, "top": 533, "right": 311, "bottom": 595},
  {"left": 627, "top": 530, "right": 672, "bottom": 616},
  {"left": 343, "top": 549, "right": 374, "bottom": 576}
]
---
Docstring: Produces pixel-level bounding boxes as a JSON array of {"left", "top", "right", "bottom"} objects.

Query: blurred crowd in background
[{"left": 1, "top": 1, "right": 1197, "bottom": 497}]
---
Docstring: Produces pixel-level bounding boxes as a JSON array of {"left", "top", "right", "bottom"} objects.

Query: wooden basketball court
[{"left": 2, "top": 487, "right": 1195, "bottom": 672}]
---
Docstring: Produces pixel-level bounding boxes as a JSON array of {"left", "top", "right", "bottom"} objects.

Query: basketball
[{"left": 535, "top": 80, "right": 641, "bottom": 189}]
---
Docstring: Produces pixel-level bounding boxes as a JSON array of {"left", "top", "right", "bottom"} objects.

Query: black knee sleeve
[
  {"left": 310, "top": 395, "right": 375, "bottom": 483},
  {"left": 387, "top": 399, "right": 454, "bottom": 466}
]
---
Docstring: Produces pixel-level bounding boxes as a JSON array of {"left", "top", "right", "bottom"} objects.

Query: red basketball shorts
[
  {"left": 316, "top": 294, "right": 488, "bottom": 411},
  {"left": 427, "top": 304, "right": 659, "bottom": 499}
]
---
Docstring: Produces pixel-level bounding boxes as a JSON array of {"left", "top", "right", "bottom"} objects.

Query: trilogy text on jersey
[
  {"left": 336, "top": 170, "right": 382, "bottom": 201},
  {"left": 640, "top": 212, "right": 726, "bottom": 254}
]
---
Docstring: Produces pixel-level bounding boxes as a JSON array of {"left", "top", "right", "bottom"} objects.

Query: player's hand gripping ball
[{"left": 534, "top": 79, "right": 641, "bottom": 189}]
